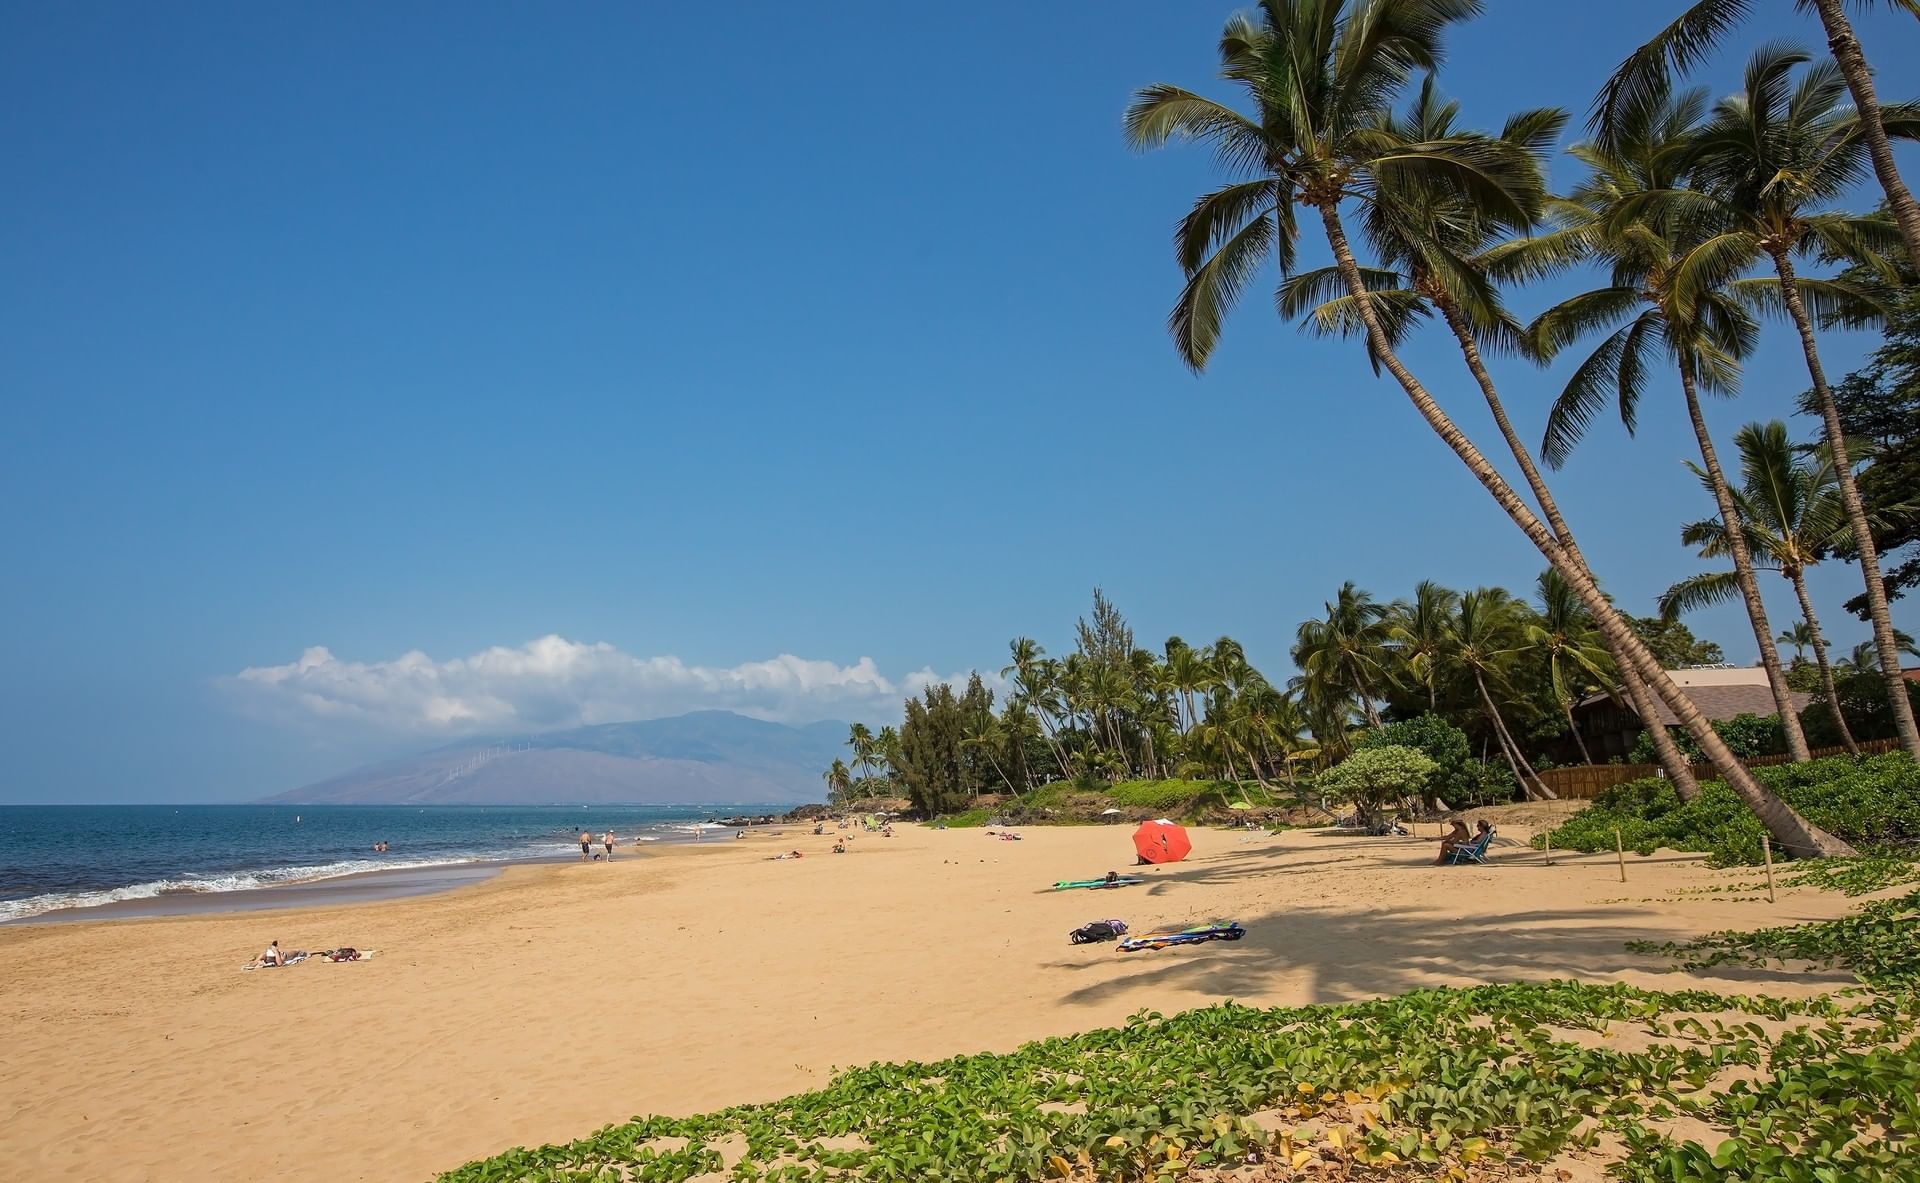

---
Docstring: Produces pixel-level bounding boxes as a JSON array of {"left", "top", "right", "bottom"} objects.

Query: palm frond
[
  {"left": 1591, "top": 0, "right": 1753, "bottom": 144},
  {"left": 1657, "top": 570, "right": 1742, "bottom": 618},
  {"left": 1169, "top": 209, "right": 1275, "bottom": 371},
  {"left": 1123, "top": 86, "right": 1271, "bottom": 178}
]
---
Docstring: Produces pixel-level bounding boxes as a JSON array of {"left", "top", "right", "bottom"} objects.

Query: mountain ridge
[{"left": 261, "top": 711, "right": 850, "bottom": 805}]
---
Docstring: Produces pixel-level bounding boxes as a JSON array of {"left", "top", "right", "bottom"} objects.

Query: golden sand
[{"left": 0, "top": 815, "right": 1862, "bottom": 1182}]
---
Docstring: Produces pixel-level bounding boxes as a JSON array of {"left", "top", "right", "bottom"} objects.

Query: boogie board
[{"left": 1052, "top": 876, "right": 1144, "bottom": 890}]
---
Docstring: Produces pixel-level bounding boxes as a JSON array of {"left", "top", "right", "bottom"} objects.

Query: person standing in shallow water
[
  {"left": 602, "top": 831, "right": 615, "bottom": 859},
  {"left": 579, "top": 831, "right": 592, "bottom": 861}
]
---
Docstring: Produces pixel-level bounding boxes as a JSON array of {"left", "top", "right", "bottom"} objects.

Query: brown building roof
[{"left": 1579, "top": 683, "right": 1814, "bottom": 726}]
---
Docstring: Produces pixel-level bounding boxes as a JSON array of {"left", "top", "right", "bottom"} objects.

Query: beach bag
[{"left": 1070, "top": 920, "right": 1128, "bottom": 945}]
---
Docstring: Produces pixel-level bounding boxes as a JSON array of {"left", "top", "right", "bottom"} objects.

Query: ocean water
[{"left": 0, "top": 803, "right": 778, "bottom": 922}]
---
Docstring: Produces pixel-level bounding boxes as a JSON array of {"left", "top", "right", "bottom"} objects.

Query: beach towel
[
  {"left": 1052, "top": 875, "right": 1143, "bottom": 890},
  {"left": 1118, "top": 923, "right": 1244, "bottom": 953},
  {"left": 321, "top": 948, "right": 378, "bottom": 962},
  {"left": 1070, "top": 920, "right": 1128, "bottom": 944},
  {"left": 242, "top": 951, "right": 309, "bottom": 971}
]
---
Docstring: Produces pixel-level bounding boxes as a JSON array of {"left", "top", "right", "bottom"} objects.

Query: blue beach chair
[{"left": 1445, "top": 827, "right": 1495, "bottom": 866}]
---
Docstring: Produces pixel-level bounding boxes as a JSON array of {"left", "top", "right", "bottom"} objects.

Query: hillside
[{"left": 261, "top": 711, "right": 848, "bottom": 805}]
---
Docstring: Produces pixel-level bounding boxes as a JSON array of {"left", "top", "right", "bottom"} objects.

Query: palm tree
[
  {"left": 1531, "top": 86, "right": 1814, "bottom": 761},
  {"left": 1292, "top": 583, "right": 1396, "bottom": 729},
  {"left": 1163, "top": 636, "right": 1211, "bottom": 735},
  {"left": 873, "top": 725, "right": 900, "bottom": 782},
  {"left": 1678, "top": 45, "right": 1920, "bottom": 758},
  {"left": 961, "top": 712, "right": 1017, "bottom": 796},
  {"left": 846, "top": 722, "right": 876, "bottom": 787},
  {"left": 1445, "top": 588, "right": 1553, "bottom": 799},
  {"left": 1002, "top": 638, "right": 1074, "bottom": 779},
  {"left": 1593, "top": 0, "right": 1920, "bottom": 273},
  {"left": 1659, "top": 420, "right": 1876, "bottom": 753},
  {"left": 1388, "top": 579, "right": 1460, "bottom": 710},
  {"left": 1527, "top": 569, "right": 1617, "bottom": 765},
  {"left": 1128, "top": 0, "right": 1850, "bottom": 853},
  {"left": 1848, "top": 629, "right": 1920, "bottom": 671},
  {"left": 1285, "top": 78, "right": 1702, "bottom": 792},
  {"left": 822, "top": 759, "right": 852, "bottom": 805},
  {"left": 1779, "top": 621, "right": 1814, "bottom": 662}
]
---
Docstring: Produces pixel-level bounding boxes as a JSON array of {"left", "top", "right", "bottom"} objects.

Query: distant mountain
[{"left": 261, "top": 711, "right": 850, "bottom": 805}]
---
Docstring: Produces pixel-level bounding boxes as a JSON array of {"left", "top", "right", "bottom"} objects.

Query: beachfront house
[{"left": 1567, "top": 666, "right": 1814, "bottom": 762}]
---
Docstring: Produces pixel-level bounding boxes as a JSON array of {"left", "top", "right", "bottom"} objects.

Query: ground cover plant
[
  {"left": 1536, "top": 753, "right": 1920, "bottom": 865},
  {"left": 438, "top": 941, "right": 1920, "bottom": 1182}
]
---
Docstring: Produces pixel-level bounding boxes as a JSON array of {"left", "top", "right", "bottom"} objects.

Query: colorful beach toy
[{"left": 1052, "top": 876, "right": 1144, "bottom": 890}]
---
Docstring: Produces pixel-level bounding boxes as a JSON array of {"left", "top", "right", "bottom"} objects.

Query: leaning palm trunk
[
  {"left": 1769, "top": 250, "right": 1920, "bottom": 758},
  {"left": 1315, "top": 201, "right": 1853, "bottom": 856},
  {"left": 1475, "top": 670, "right": 1554, "bottom": 800},
  {"left": 1810, "top": 0, "right": 1920, "bottom": 271},
  {"left": 1562, "top": 698, "right": 1595, "bottom": 764},
  {"left": 1789, "top": 568, "right": 1860, "bottom": 755},
  {"left": 1435, "top": 300, "right": 1702, "bottom": 796},
  {"left": 1676, "top": 361, "right": 1813, "bottom": 761}
]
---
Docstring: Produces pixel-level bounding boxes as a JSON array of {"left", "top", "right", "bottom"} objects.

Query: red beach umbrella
[{"left": 1132, "top": 819, "right": 1191, "bottom": 865}]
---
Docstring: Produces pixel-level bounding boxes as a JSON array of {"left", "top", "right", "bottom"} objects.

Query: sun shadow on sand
[
  {"left": 1035, "top": 830, "right": 1858, "bottom": 1009},
  {"left": 1044, "top": 897, "right": 1852, "bottom": 1008}
]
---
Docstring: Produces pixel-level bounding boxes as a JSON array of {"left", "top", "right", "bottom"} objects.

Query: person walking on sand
[
  {"left": 602, "top": 830, "right": 615, "bottom": 859},
  {"left": 579, "top": 831, "right": 593, "bottom": 861}
]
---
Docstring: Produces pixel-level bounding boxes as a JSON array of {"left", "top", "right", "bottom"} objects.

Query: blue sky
[{"left": 3, "top": 2, "right": 1917, "bottom": 802}]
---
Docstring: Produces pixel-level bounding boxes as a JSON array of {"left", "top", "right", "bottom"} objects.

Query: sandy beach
[{"left": 0, "top": 815, "right": 1869, "bottom": 1183}]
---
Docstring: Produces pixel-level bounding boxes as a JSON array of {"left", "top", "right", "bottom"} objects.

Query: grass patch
[{"left": 1537, "top": 752, "right": 1920, "bottom": 866}]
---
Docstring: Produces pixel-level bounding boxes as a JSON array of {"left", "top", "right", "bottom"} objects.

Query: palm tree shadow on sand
[{"left": 1042, "top": 875, "right": 1855, "bottom": 1008}]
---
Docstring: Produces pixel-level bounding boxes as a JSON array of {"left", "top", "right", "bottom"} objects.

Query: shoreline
[
  {"left": 0, "top": 818, "right": 1874, "bottom": 1183},
  {"left": 1, "top": 822, "right": 812, "bottom": 926}
]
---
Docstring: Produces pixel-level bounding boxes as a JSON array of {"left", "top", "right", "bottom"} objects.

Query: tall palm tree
[
  {"left": 873, "top": 725, "right": 900, "bottom": 782},
  {"left": 1679, "top": 45, "right": 1920, "bottom": 758},
  {"left": 1292, "top": 583, "right": 1396, "bottom": 728},
  {"left": 1444, "top": 588, "right": 1553, "bottom": 799},
  {"left": 1527, "top": 569, "right": 1617, "bottom": 765},
  {"left": 1658, "top": 420, "right": 1879, "bottom": 753},
  {"left": 822, "top": 759, "right": 853, "bottom": 805},
  {"left": 1128, "top": 0, "right": 1851, "bottom": 853},
  {"left": 1002, "top": 638, "right": 1074, "bottom": 779},
  {"left": 846, "top": 722, "right": 876, "bottom": 787},
  {"left": 961, "top": 712, "right": 1017, "bottom": 796},
  {"left": 1163, "top": 636, "right": 1212, "bottom": 735},
  {"left": 1286, "top": 78, "right": 1702, "bottom": 791},
  {"left": 1531, "top": 86, "right": 1814, "bottom": 761},
  {"left": 1387, "top": 579, "right": 1459, "bottom": 710},
  {"left": 1593, "top": 0, "right": 1920, "bottom": 272}
]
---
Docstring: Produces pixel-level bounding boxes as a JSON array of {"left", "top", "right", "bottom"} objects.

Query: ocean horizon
[{"left": 0, "top": 802, "right": 795, "bottom": 923}]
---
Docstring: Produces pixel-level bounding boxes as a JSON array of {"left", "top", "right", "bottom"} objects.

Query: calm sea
[{"left": 0, "top": 803, "right": 780, "bottom": 922}]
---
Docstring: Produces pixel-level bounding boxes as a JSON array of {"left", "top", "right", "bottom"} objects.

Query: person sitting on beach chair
[
  {"left": 1433, "top": 820, "right": 1470, "bottom": 865},
  {"left": 1443, "top": 824, "right": 1496, "bottom": 866}
]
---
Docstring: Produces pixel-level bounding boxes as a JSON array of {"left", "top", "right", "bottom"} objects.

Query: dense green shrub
[
  {"left": 1801, "top": 671, "right": 1920, "bottom": 747},
  {"left": 1318, "top": 745, "right": 1437, "bottom": 825},
  {"left": 1540, "top": 753, "right": 1920, "bottom": 865},
  {"left": 1356, "top": 714, "right": 1518, "bottom": 807},
  {"left": 1628, "top": 712, "right": 1786, "bottom": 763}
]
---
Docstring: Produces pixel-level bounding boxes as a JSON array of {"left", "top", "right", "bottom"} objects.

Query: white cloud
[{"left": 227, "top": 635, "right": 1001, "bottom": 734}]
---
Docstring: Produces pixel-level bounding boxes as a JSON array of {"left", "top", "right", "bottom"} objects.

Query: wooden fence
[{"left": 1537, "top": 736, "right": 1904, "bottom": 800}]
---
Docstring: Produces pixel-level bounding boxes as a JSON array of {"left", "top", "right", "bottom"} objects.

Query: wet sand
[{"left": 0, "top": 817, "right": 1870, "bottom": 1183}]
